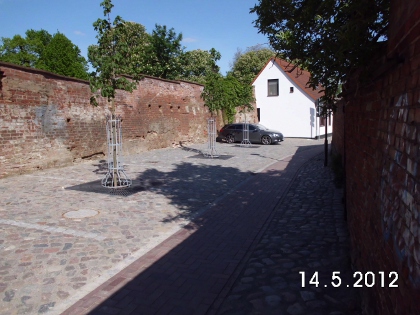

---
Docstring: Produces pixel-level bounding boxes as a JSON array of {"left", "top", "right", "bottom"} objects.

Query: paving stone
[
  {"left": 38, "top": 302, "right": 55, "bottom": 314},
  {"left": 0, "top": 138, "right": 362, "bottom": 315},
  {"left": 265, "top": 294, "right": 282, "bottom": 307},
  {"left": 243, "top": 268, "right": 256, "bottom": 276},
  {"left": 3, "top": 290, "right": 14, "bottom": 302},
  {"left": 281, "top": 292, "right": 297, "bottom": 303},
  {"left": 300, "top": 290, "right": 316, "bottom": 301},
  {"left": 214, "top": 144, "right": 361, "bottom": 315},
  {"left": 287, "top": 302, "right": 306, "bottom": 315},
  {"left": 240, "top": 277, "right": 254, "bottom": 283},
  {"left": 249, "top": 298, "right": 265, "bottom": 311}
]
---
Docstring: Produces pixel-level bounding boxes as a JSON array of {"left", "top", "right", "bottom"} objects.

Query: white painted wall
[{"left": 252, "top": 62, "right": 333, "bottom": 138}]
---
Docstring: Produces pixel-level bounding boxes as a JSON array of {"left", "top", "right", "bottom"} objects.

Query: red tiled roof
[{"left": 252, "top": 58, "right": 324, "bottom": 101}]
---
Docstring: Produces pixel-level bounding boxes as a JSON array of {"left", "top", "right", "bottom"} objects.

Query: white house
[{"left": 252, "top": 58, "right": 332, "bottom": 138}]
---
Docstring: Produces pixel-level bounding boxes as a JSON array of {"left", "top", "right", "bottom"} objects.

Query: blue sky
[{"left": 0, "top": 0, "right": 270, "bottom": 75}]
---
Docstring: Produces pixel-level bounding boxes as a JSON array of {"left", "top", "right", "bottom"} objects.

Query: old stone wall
[
  {"left": 331, "top": 0, "right": 420, "bottom": 313},
  {"left": 0, "top": 62, "right": 215, "bottom": 178}
]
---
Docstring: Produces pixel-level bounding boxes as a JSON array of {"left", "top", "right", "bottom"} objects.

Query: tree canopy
[
  {"left": 178, "top": 48, "right": 221, "bottom": 84},
  {"left": 0, "top": 29, "right": 88, "bottom": 80},
  {"left": 251, "top": 0, "right": 390, "bottom": 106},
  {"left": 39, "top": 32, "right": 89, "bottom": 80},
  {"left": 229, "top": 45, "right": 275, "bottom": 85},
  {"left": 141, "top": 24, "right": 185, "bottom": 80},
  {"left": 88, "top": 0, "right": 143, "bottom": 109},
  {"left": 90, "top": 21, "right": 221, "bottom": 83},
  {"left": 0, "top": 29, "right": 51, "bottom": 68}
]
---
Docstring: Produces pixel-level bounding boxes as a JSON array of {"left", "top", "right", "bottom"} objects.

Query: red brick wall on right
[{"left": 332, "top": 1, "right": 420, "bottom": 313}]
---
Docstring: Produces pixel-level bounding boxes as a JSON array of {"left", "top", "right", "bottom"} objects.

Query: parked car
[{"left": 218, "top": 123, "right": 284, "bottom": 145}]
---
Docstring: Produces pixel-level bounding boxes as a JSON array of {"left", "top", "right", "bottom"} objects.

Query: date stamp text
[{"left": 299, "top": 271, "right": 398, "bottom": 288}]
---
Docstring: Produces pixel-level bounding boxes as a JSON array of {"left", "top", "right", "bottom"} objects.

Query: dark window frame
[{"left": 268, "top": 79, "right": 279, "bottom": 96}]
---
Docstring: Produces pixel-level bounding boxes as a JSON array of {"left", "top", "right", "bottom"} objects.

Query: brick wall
[
  {"left": 332, "top": 0, "right": 420, "bottom": 313},
  {"left": 0, "top": 62, "right": 221, "bottom": 178}
]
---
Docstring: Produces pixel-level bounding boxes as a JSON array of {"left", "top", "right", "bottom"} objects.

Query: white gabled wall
[{"left": 252, "top": 61, "right": 333, "bottom": 138}]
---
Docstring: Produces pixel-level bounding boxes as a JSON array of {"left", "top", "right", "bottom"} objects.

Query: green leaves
[
  {"left": 251, "top": 0, "right": 390, "bottom": 106},
  {"left": 100, "top": 0, "right": 113, "bottom": 16},
  {"left": 141, "top": 24, "right": 184, "bottom": 80},
  {"left": 177, "top": 48, "right": 221, "bottom": 84},
  {"left": 0, "top": 29, "right": 88, "bottom": 80},
  {"left": 0, "top": 34, "right": 38, "bottom": 67},
  {"left": 201, "top": 73, "right": 254, "bottom": 123},
  {"left": 229, "top": 46, "right": 275, "bottom": 85},
  {"left": 88, "top": 0, "right": 143, "bottom": 108},
  {"left": 38, "top": 32, "right": 89, "bottom": 80}
]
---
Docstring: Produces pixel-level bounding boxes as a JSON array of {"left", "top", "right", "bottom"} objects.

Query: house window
[
  {"left": 290, "top": 87, "right": 294, "bottom": 93},
  {"left": 320, "top": 117, "right": 325, "bottom": 127},
  {"left": 268, "top": 79, "right": 279, "bottom": 96}
]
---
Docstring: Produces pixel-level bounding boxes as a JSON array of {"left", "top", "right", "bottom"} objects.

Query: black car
[{"left": 218, "top": 123, "right": 284, "bottom": 145}]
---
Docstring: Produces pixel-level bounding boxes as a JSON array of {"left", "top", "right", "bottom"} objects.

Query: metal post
[
  {"left": 240, "top": 117, "right": 251, "bottom": 147},
  {"left": 204, "top": 117, "right": 219, "bottom": 158},
  {"left": 102, "top": 115, "right": 132, "bottom": 188},
  {"left": 324, "top": 112, "right": 328, "bottom": 167}
]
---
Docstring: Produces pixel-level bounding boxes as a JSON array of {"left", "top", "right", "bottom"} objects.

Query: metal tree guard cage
[
  {"left": 102, "top": 115, "right": 132, "bottom": 188},
  {"left": 240, "top": 119, "right": 251, "bottom": 147},
  {"left": 204, "top": 117, "right": 219, "bottom": 158}
]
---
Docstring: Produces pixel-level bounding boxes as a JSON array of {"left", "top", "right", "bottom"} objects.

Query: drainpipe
[
  {"left": 343, "top": 102, "right": 347, "bottom": 220},
  {"left": 316, "top": 102, "right": 318, "bottom": 139},
  {"left": 324, "top": 113, "right": 328, "bottom": 166}
]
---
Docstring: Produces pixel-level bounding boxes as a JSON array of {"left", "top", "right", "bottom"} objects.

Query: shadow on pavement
[{"left": 62, "top": 144, "right": 360, "bottom": 315}]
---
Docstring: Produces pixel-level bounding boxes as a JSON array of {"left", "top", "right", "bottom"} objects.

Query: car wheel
[
  {"left": 261, "top": 135, "right": 272, "bottom": 145},
  {"left": 226, "top": 134, "right": 235, "bottom": 144}
]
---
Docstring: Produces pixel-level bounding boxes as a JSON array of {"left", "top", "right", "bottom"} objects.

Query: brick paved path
[
  {"left": 60, "top": 143, "right": 360, "bottom": 315},
  {"left": 215, "top": 154, "right": 361, "bottom": 315},
  {"left": 0, "top": 138, "right": 360, "bottom": 315}
]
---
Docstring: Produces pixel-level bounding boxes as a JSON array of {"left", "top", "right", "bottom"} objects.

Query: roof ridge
[{"left": 252, "top": 57, "right": 324, "bottom": 101}]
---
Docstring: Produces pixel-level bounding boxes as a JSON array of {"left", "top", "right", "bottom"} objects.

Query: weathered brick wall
[
  {"left": 331, "top": 98, "right": 344, "bottom": 158},
  {"left": 332, "top": 1, "right": 420, "bottom": 313},
  {"left": 0, "top": 62, "right": 217, "bottom": 178}
]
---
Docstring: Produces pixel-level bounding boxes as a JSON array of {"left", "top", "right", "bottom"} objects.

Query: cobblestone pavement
[
  {"left": 0, "top": 138, "right": 328, "bottom": 315},
  {"left": 60, "top": 138, "right": 361, "bottom": 315},
  {"left": 215, "top": 155, "right": 361, "bottom": 315}
]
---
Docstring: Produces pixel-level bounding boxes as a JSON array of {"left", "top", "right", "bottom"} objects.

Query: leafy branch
[{"left": 88, "top": 0, "right": 143, "bottom": 110}]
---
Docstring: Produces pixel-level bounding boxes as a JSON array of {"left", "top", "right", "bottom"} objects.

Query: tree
[
  {"left": 141, "top": 24, "right": 184, "bottom": 80},
  {"left": 178, "top": 48, "right": 221, "bottom": 84},
  {"left": 88, "top": 0, "right": 143, "bottom": 188},
  {"left": 251, "top": 0, "right": 390, "bottom": 107},
  {"left": 111, "top": 21, "right": 149, "bottom": 77},
  {"left": 201, "top": 73, "right": 254, "bottom": 124},
  {"left": 229, "top": 45, "right": 275, "bottom": 85},
  {"left": 0, "top": 29, "right": 89, "bottom": 80},
  {"left": 0, "top": 29, "right": 52, "bottom": 68},
  {"left": 88, "top": 0, "right": 143, "bottom": 108},
  {"left": 38, "top": 32, "right": 89, "bottom": 80}
]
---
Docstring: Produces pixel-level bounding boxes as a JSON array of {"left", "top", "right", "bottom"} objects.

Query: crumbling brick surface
[
  {"left": 332, "top": 1, "right": 420, "bottom": 314},
  {"left": 0, "top": 63, "right": 219, "bottom": 178}
]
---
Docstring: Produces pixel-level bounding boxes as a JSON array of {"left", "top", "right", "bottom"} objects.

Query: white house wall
[{"left": 253, "top": 61, "right": 333, "bottom": 138}]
